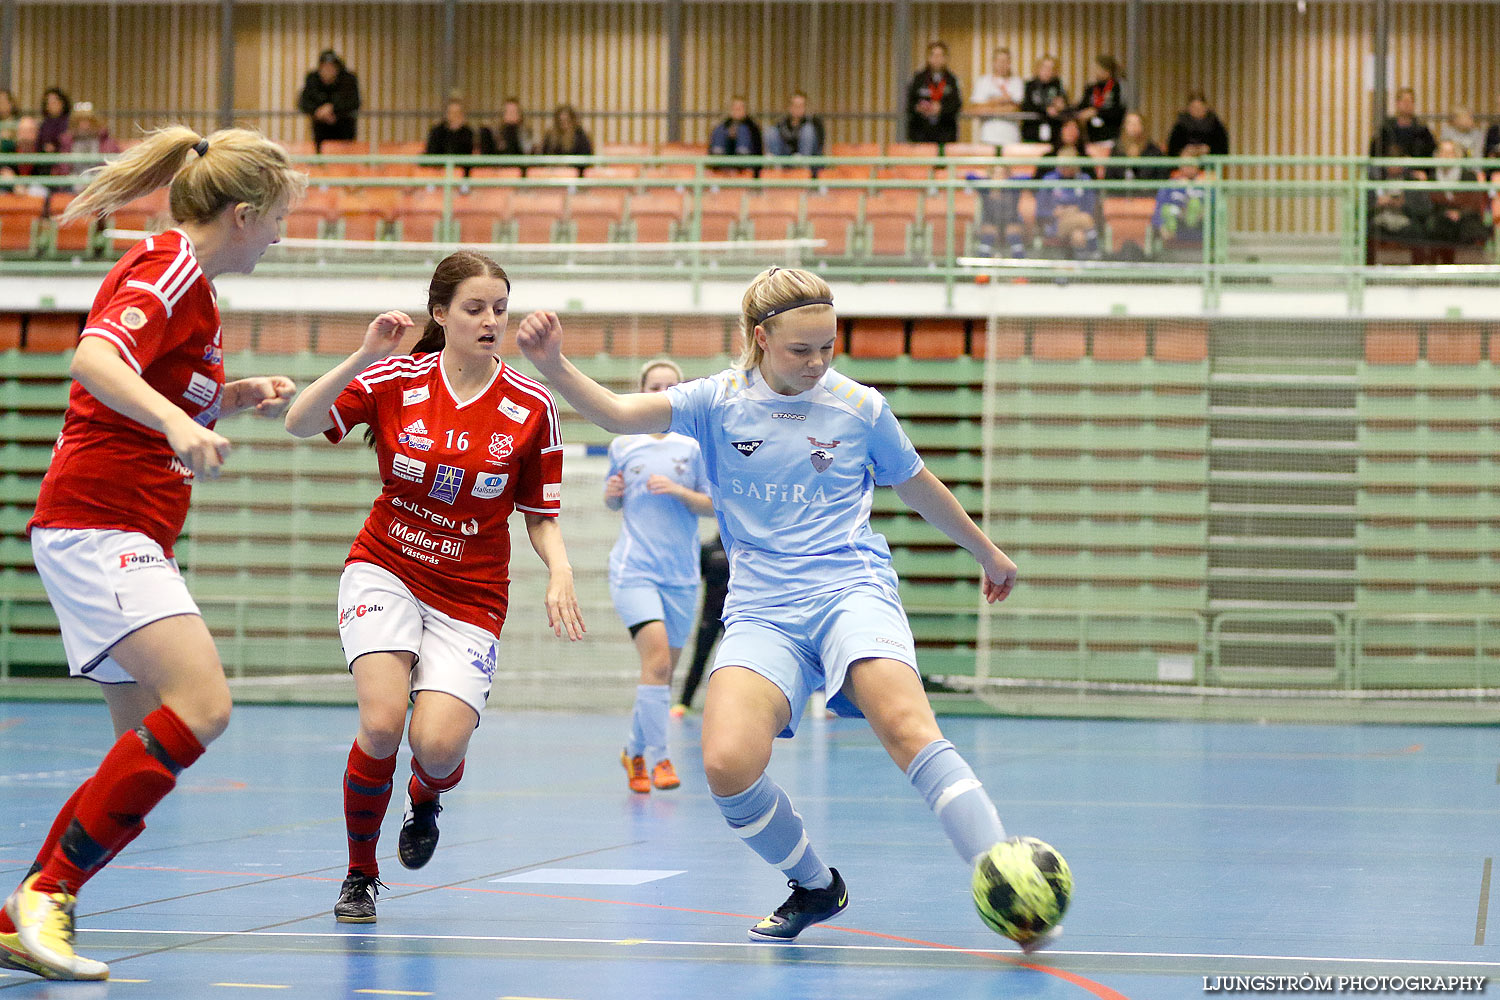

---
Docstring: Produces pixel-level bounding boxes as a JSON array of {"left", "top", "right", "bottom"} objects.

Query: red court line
[{"left": 89, "top": 864, "right": 1132, "bottom": 1000}]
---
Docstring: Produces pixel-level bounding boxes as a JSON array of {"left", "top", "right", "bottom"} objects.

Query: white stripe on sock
[
  {"left": 933, "top": 778, "right": 983, "bottom": 816},
  {"left": 774, "top": 831, "right": 810, "bottom": 870},
  {"left": 734, "top": 802, "right": 778, "bottom": 840}
]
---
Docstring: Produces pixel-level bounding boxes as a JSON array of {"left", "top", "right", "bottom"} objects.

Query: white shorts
[
  {"left": 338, "top": 561, "right": 500, "bottom": 722},
  {"left": 30, "top": 527, "right": 202, "bottom": 685},
  {"left": 609, "top": 581, "right": 699, "bottom": 649}
]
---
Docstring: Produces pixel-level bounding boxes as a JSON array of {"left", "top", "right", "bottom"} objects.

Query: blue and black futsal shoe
[
  {"left": 398, "top": 794, "right": 442, "bottom": 870},
  {"left": 747, "top": 868, "right": 849, "bottom": 942}
]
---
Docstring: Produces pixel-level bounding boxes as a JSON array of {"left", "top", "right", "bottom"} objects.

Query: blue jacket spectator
[
  {"left": 1036, "top": 147, "right": 1099, "bottom": 257},
  {"left": 710, "top": 97, "right": 763, "bottom": 157},
  {"left": 1153, "top": 159, "right": 1210, "bottom": 246}
]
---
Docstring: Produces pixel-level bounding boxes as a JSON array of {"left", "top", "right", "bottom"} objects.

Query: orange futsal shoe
[
  {"left": 621, "top": 751, "right": 651, "bottom": 794},
  {"left": 651, "top": 759, "right": 680, "bottom": 790}
]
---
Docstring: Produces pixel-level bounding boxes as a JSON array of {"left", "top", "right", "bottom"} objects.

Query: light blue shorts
[
  {"left": 610, "top": 581, "right": 700, "bottom": 649},
  {"left": 711, "top": 584, "right": 918, "bottom": 737}
]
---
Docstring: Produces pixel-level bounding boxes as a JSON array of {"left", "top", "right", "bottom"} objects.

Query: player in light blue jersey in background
[
  {"left": 604, "top": 357, "right": 712, "bottom": 794},
  {"left": 518, "top": 267, "right": 1050, "bottom": 950}
]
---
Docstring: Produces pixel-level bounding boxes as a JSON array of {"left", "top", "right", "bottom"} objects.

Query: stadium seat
[
  {"left": 0, "top": 193, "right": 44, "bottom": 253},
  {"left": 694, "top": 189, "right": 744, "bottom": 242},
  {"left": 1364, "top": 325, "right": 1420, "bottom": 365},
  {"left": 567, "top": 190, "right": 627, "bottom": 243},
  {"left": 863, "top": 190, "right": 922, "bottom": 258},
  {"left": 219, "top": 312, "right": 255, "bottom": 353},
  {"left": 943, "top": 142, "right": 995, "bottom": 159},
  {"left": 333, "top": 192, "right": 390, "bottom": 242},
  {"left": 375, "top": 141, "right": 428, "bottom": 176},
  {"left": 887, "top": 142, "right": 940, "bottom": 159},
  {"left": 452, "top": 193, "right": 505, "bottom": 244},
  {"left": 743, "top": 191, "right": 802, "bottom": 241},
  {"left": 641, "top": 164, "right": 697, "bottom": 180},
  {"left": 1102, "top": 196, "right": 1156, "bottom": 253},
  {"left": 391, "top": 189, "right": 450, "bottom": 243},
  {"left": 1092, "top": 320, "right": 1148, "bottom": 361},
  {"left": 875, "top": 163, "right": 933, "bottom": 181},
  {"left": 0, "top": 313, "right": 21, "bottom": 350},
  {"left": 626, "top": 190, "right": 685, "bottom": 243},
  {"left": 509, "top": 190, "right": 568, "bottom": 243},
  {"left": 669, "top": 316, "right": 730, "bottom": 358},
  {"left": 44, "top": 193, "right": 96, "bottom": 257},
  {"left": 658, "top": 142, "right": 703, "bottom": 159},
  {"left": 971, "top": 318, "right": 1026, "bottom": 359},
  {"left": 762, "top": 166, "right": 813, "bottom": 181},
  {"left": 1032, "top": 320, "right": 1087, "bottom": 360},
  {"left": 284, "top": 203, "right": 333, "bottom": 240},
  {"left": 1425, "top": 325, "right": 1481, "bottom": 365},
  {"left": 829, "top": 142, "right": 882, "bottom": 158},
  {"left": 922, "top": 189, "right": 978, "bottom": 257},
  {"left": 610, "top": 323, "right": 666, "bottom": 357},
  {"left": 311, "top": 314, "right": 370, "bottom": 354},
  {"left": 803, "top": 190, "right": 860, "bottom": 257},
  {"left": 527, "top": 165, "right": 582, "bottom": 181},
  {"left": 598, "top": 143, "right": 655, "bottom": 158},
  {"left": 247, "top": 315, "right": 312, "bottom": 353},
  {"left": 817, "top": 164, "right": 873, "bottom": 182},
  {"left": 1154, "top": 321, "right": 1208, "bottom": 362},
  {"left": 581, "top": 165, "right": 641, "bottom": 183},
  {"left": 909, "top": 319, "right": 967, "bottom": 359},
  {"left": 24, "top": 313, "right": 81, "bottom": 352},
  {"left": 848, "top": 318, "right": 905, "bottom": 358},
  {"left": 561, "top": 316, "right": 608, "bottom": 356},
  {"left": 467, "top": 166, "right": 523, "bottom": 180}
]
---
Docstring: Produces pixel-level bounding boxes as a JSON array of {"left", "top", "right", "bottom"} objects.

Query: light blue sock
[
  {"left": 906, "top": 739, "right": 1006, "bottom": 866},
  {"left": 638, "top": 684, "right": 671, "bottom": 765},
  {"left": 625, "top": 686, "right": 646, "bottom": 758},
  {"left": 713, "top": 774, "right": 832, "bottom": 889}
]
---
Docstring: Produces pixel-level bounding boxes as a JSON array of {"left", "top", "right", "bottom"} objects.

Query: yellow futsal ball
[{"left": 971, "top": 837, "right": 1072, "bottom": 946}]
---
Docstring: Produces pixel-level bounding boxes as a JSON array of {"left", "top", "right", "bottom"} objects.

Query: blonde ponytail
[
  {"left": 62, "top": 125, "right": 306, "bottom": 226},
  {"left": 737, "top": 266, "right": 834, "bottom": 369}
]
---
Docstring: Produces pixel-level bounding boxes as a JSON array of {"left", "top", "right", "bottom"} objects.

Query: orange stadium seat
[
  {"left": 24, "top": 312, "right": 82, "bottom": 352},
  {"left": 610, "top": 323, "right": 666, "bottom": 357},
  {"left": 863, "top": 190, "right": 922, "bottom": 258},
  {"left": 219, "top": 312, "right": 255, "bottom": 353},
  {"left": 829, "top": 143, "right": 882, "bottom": 158},
  {"left": 527, "top": 165, "right": 582, "bottom": 181},
  {"left": 762, "top": 166, "right": 813, "bottom": 182},
  {"left": 971, "top": 319, "right": 1026, "bottom": 359},
  {"left": 284, "top": 203, "right": 333, "bottom": 240},
  {"left": 1092, "top": 320, "right": 1149, "bottom": 361},
  {"left": 248, "top": 316, "right": 312, "bottom": 354},
  {"left": 847, "top": 317, "right": 905, "bottom": 358},
  {"left": 1425, "top": 325, "right": 1481, "bottom": 365},
  {"left": 334, "top": 192, "right": 390, "bottom": 242},
  {"left": 0, "top": 313, "right": 21, "bottom": 350},
  {"left": 641, "top": 164, "right": 697, "bottom": 180},
  {"left": 567, "top": 190, "right": 627, "bottom": 243},
  {"left": 598, "top": 143, "right": 655, "bottom": 157},
  {"left": 803, "top": 190, "right": 860, "bottom": 257},
  {"left": 582, "top": 165, "right": 641, "bottom": 180},
  {"left": 943, "top": 142, "right": 995, "bottom": 159},
  {"left": 1103, "top": 197, "right": 1156, "bottom": 253},
  {"left": 392, "top": 194, "right": 449, "bottom": 243},
  {"left": 909, "top": 318, "right": 967, "bottom": 359},
  {"left": 105, "top": 190, "right": 168, "bottom": 252},
  {"left": 626, "top": 190, "right": 685, "bottom": 243},
  {"left": 817, "top": 164, "right": 872, "bottom": 182},
  {"left": 452, "top": 190, "right": 508, "bottom": 244},
  {"left": 658, "top": 142, "right": 703, "bottom": 159},
  {"left": 509, "top": 190, "right": 567, "bottom": 243},
  {"left": 669, "top": 316, "right": 731, "bottom": 358},
  {"left": 0, "top": 193, "right": 44, "bottom": 253},
  {"left": 887, "top": 142, "right": 939, "bottom": 159},
  {"left": 45, "top": 193, "right": 96, "bottom": 256},
  {"left": 923, "top": 189, "right": 978, "bottom": 256},
  {"left": 1364, "top": 324, "right": 1420, "bottom": 365},
  {"left": 467, "top": 166, "right": 523, "bottom": 180},
  {"left": 1032, "top": 320, "right": 1088, "bottom": 360},
  {"left": 743, "top": 190, "right": 801, "bottom": 241},
  {"left": 561, "top": 316, "right": 608, "bottom": 357},
  {"left": 694, "top": 189, "right": 744, "bottom": 242},
  {"left": 1154, "top": 321, "right": 1208, "bottom": 362}
]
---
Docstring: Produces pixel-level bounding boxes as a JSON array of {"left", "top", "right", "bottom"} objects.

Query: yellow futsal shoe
[{"left": 2, "top": 874, "right": 109, "bottom": 980}]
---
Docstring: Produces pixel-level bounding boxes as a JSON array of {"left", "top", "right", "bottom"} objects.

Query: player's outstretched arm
[
  {"left": 71, "top": 336, "right": 232, "bottom": 480},
  {"left": 524, "top": 513, "right": 586, "bottom": 641},
  {"left": 223, "top": 376, "right": 297, "bottom": 418},
  {"left": 893, "top": 468, "right": 1017, "bottom": 603},
  {"left": 284, "top": 310, "right": 413, "bottom": 437},
  {"left": 515, "top": 311, "right": 670, "bottom": 435}
]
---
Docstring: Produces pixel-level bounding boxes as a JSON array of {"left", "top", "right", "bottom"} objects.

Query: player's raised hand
[
  {"left": 604, "top": 472, "right": 626, "bottom": 500},
  {"left": 228, "top": 376, "right": 298, "bottom": 418},
  {"left": 645, "top": 474, "right": 682, "bottom": 497},
  {"left": 516, "top": 311, "right": 564, "bottom": 371},
  {"left": 164, "top": 412, "right": 232, "bottom": 481},
  {"left": 361, "top": 310, "right": 414, "bottom": 359},
  {"left": 979, "top": 544, "right": 1018, "bottom": 604}
]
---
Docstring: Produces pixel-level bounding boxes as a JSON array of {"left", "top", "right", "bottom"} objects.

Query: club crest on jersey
[
  {"left": 392, "top": 454, "right": 426, "bottom": 484},
  {"left": 498, "top": 398, "right": 530, "bottom": 423},
  {"left": 488, "top": 433, "right": 513, "bottom": 465},
  {"left": 120, "top": 306, "right": 148, "bottom": 331},
  {"left": 732, "top": 439, "right": 763, "bottom": 457},
  {"left": 429, "top": 464, "right": 464, "bottom": 504},
  {"left": 672, "top": 456, "right": 691, "bottom": 476},
  {"left": 808, "top": 436, "right": 842, "bottom": 474},
  {"left": 472, "top": 472, "right": 508, "bottom": 499},
  {"left": 403, "top": 385, "right": 431, "bottom": 406}
]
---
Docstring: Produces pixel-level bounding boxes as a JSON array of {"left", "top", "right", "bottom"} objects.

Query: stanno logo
[
  {"left": 732, "top": 439, "right": 764, "bottom": 457},
  {"left": 772, "top": 412, "right": 806, "bottom": 420}
]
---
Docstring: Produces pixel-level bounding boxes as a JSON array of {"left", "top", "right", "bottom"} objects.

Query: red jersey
[
  {"left": 29, "top": 230, "right": 223, "bottom": 556},
  {"left": 326, "top": 352, "right": 563, "bottom": 634}
]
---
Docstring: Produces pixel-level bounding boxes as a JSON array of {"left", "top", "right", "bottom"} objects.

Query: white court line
[{"left": 78, "top": 928, "right": 1500, "bottom": 967}]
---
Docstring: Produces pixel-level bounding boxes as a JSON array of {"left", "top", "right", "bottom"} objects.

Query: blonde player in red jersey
[
  {"left": 0, "top": 127, "right": 305, "bottom": 981},
  {"left": 285, "top": 249, "right": 584, "bottom": 923}
]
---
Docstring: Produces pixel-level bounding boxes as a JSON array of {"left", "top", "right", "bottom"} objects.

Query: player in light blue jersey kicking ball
[
  {"left": 518, "top": 267, "right": 1029, "bottom": 945},
  {"left": 604, "top": 358, "right": 713, "bottom": 793}
]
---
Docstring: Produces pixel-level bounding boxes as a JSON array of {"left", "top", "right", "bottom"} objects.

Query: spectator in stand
[
  {"left": 1074, "top": 55, "right": 1127, "bottom": 146},
  {"left": 1105, "top": 112, "right": 1169, "bottom": 182},
  {"left": 1367, "top": 145, "right": 1422, "bottom": 246},
  {"left": 65, "top": 103, "right": 119, "bottom": 190},
  {"left": 298, "top": 50, "right": 361, "bottom": 152},
  {"left": 972, "top": 163, "right": 1029, "bottom": 259},
  {"left": 906, "top": 41, "right": 962, "bottom": 145},
  {"left": 764, "top": 92, "right": 824, "bottom": 158},
  {"left": 1421, "top": 139, "right": 1489, "bottom": 247},
  {"left": 1443, "top": 107, "right": 1486, "bottom": 159},
  {"left": 13, "top": 116, "right": 38, "bottom": 180},
  {"left": 1021, "top": 56, "right": 1068, "bottom": 144},
  {"left": 496, "top": 98, "right": 533, "bottom": 156},
  {"left": 37, "top": 88, "right": 72, "bottom": 166},
  {"left": 1485, "top": 95, "right": 1500, "bottom": 158},
  {"left": 0, "top": 90, "right": 20, "bottom": 154},
  {"left": 1036, "top": 144, "right": 1099, "bottom": 258},
  {"left": 425, "top": 96, "right": 497, "bottom": 167},
  {"left": 1153, "top": 155, "right": 1211, "bottom": 252},
  {"left": 1166, "top": 92, "right": 1230, "bottom": 157},
  {"left": 540, "top": 104, "right": 594, "bottom": 158},
  {"left": 1050, "top": 117, "right": 1084, "bottom": 156},
  {"left": 970, "top": 47, "right": 1025, "bottom": 151},
  {"left": 1370, "top": 87, "right": 1435, "bottom": 159},
  {"left": 709, "top": 97, "right": 763, "bottom": 158}
]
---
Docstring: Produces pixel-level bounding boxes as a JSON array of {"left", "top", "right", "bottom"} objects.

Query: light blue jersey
[
  {"left": 606, "top": 432, "right": 709, "bottom": 588},
  {"left": 665, "top": 367, "right": 924, "bottom": 617}
]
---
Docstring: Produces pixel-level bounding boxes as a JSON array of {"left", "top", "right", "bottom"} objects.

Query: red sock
[
  {"left": 344, "top": 740, "right": 398, "bottom": 878},
  {"left": 33, "top": 779, "right": 90, "bottom": 874},
  {"left": 34, "top": 706, "right": 203, "bottom": 896},
  {"left": 409, "top": 757, "right": 464, "bottom": 807}
]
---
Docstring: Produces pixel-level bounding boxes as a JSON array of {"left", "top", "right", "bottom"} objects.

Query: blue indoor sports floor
[{"left": 0, "top": 700, "right": 1496, "bottom": 999}]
